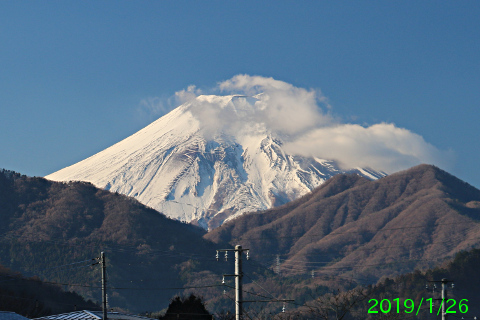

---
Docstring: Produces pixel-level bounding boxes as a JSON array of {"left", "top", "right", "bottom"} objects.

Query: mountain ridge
[
  {"left": 2, "top": 165, "right": 480, "bottom": 313},
  {"left": 0, "top": 169, "right": 219, "bottom": 312},
  {"left": 205, "top": 164, "right": 480, "bottom": 280},
  {"left": 46, "top": 94, "right": 385, "bottom": 229}
]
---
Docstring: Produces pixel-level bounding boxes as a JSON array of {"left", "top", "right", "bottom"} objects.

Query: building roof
[
  {"left": 32, "top": 311, "right": 152, "bottom": 320},
  {"left": 0, "top": 312, "right": 30, "bottom": 320}
]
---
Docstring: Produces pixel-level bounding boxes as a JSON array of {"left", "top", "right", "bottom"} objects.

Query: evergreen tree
[{"left": 160, "top": 294, "right": 212, "bottom": 320}]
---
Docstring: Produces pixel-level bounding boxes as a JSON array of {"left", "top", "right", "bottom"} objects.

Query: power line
[
  {"left": 0, "top": 271, "right": 224, "bottom": 291},
  {"left": 243, "top": 273, "right": 276, "bottom": 301},
  {"left": 229, "top": 227, "right": 480, "bottom": 265},
  {"left": 233, "top": 221, "right": 478, "bottom": 242},
  {"left": 247, "top": 257, "right": 374, "bottom": 285},
  {"left": 0, "top": 234, "right": 215, "bottom": 261},
  {"left": 0, "top": 293, "right": 101, "bottom": 311},
  {"left": 3, "top": 219, "right": 479, "bottom": 270},
  {"left": 236, "top": 231, "right": 480, "bottom": 280},
  {"left": 32, "top": 260, "right": 99, "bottom": 275},
  {"left": 222, "top": 290, "right": 255, "bottom": 320}
]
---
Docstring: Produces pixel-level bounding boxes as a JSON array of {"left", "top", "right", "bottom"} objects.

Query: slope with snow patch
[{"left": 47, "top": 95, "right": 386, "bottom": 229}]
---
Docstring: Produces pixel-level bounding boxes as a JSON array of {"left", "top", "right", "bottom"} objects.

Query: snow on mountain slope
[{"left": 46, "top": 94, "right": 386, "bottom": 229}]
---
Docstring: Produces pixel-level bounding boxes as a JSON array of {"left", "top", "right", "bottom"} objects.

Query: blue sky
[{"left": 1, "top": 1, "right": 479, "bottom": 187}]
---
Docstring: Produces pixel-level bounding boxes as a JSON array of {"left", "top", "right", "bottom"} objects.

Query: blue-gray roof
[
  {"left": 0, "top": 312, "right": 30, "bottom": 320},
  {"left": 32, "top": 311, "right": 152, "bottom": 320}
]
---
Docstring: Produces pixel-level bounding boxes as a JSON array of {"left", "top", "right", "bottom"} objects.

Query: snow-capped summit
[{"left": 47, "top": 93, "right": 385, "bottom": 229}]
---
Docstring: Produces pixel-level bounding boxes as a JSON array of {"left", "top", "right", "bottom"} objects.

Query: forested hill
[
  {"left": 0, "top": 169, "right": 208, "bottom": 243},
  {"left": 0, "top": 263, "right": 99, "bottom": 317},
  {"left": 267, "top": 246, "right": 480, "bottom": 319},
  {"left": 2, "top": 165, "right": 480, "bottom": 315},
  {"left": 206, "top": 164, "right": 480, "bottom": 281},
  {"left": 0, "top": 169, "right": 220, "bottom": 313},
  {"left": 361, "top": 247, "right": 480, "bottom": 319}
]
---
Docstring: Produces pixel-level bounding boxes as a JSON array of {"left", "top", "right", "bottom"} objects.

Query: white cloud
[
  {"left": 136, "top": 96, "right": 171, "bottom": 122},
  {"left": 149, "top": 74, "right": 454, "bottom": 174},
  {"left": 220, "top": 75, "right": 454, "bottom": 173},
  {"left": 283, "top": 123, "right": 454, "bottom": 173},
  {"left": 217, "top": 74, "right": 334, "bottom": 135},
  {"left": 137, "top": 85, "right": 202, "bottom": 122},
  {"left": 175, "top": 85, "right": 202, "bottom": 104},
  {"left": 219, "top": 74, "right": 296, "bottom": 94},
  {"left": 139, "top": 97, "right": 167, "bottom": 115}
]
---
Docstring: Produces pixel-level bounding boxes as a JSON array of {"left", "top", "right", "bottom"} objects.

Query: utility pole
[
  {"left": 217, "top": 245, "right": 249, "bottom": 320},
  {"left": 217, "top": 246, "right": 293, "bottom": 319},
  {"left": 235, "top": 245, "right": 243, "bottom": 320},
  {"left": 428, "top": 278, "right": 451, "bottom": 320},
  {"left": 101, "top": 252, "right": 107, "bottom": 320},
  {"left": 441, "top": 278, "right": 448, "bottom": 320}
]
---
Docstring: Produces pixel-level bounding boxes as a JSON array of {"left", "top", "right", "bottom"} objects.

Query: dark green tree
[{"left": 160, "top": 294, "right": 212, "bottom": 320}]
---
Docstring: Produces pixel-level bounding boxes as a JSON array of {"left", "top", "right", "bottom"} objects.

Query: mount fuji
[{"left": 46, "top": 94, "right": 386, "bottom": 229}]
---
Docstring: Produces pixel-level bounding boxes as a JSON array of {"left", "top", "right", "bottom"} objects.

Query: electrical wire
[
  {"left": 221, "top": 289, "right": 255, "bottom": 320},
  {"left": 240, "top": 230, "right": 480, "bottom": 280},
  {"left": 232, "top": 220, "right": 478, "bottom": 242},
  {"left": 244, "top": 228, "right": 480, "bottom": 262},
  {"left": 0, "top": 293, "right": 101, "bottom": 311},
  {"left": 247, "top": 257, "right": 374, "bottom": 286},
  {"left": 2, "top": 213, "right": 480, "bottom": 316},
  {"left": 243, "top": 273, "right": 277, "bottom": 300},
  {"left": 2, "top": 218, "right": 479, "bottom": 276},
  {"left": 31, "top": 258, "right": 97, "bottom": 273}
]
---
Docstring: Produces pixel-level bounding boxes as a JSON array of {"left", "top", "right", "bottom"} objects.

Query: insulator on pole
[
  {"left": 225, "top": 251, "right": 228, "bottom": 261},
  {"left": 216, "top": 251, "right": 219, "bottom": 261}
]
